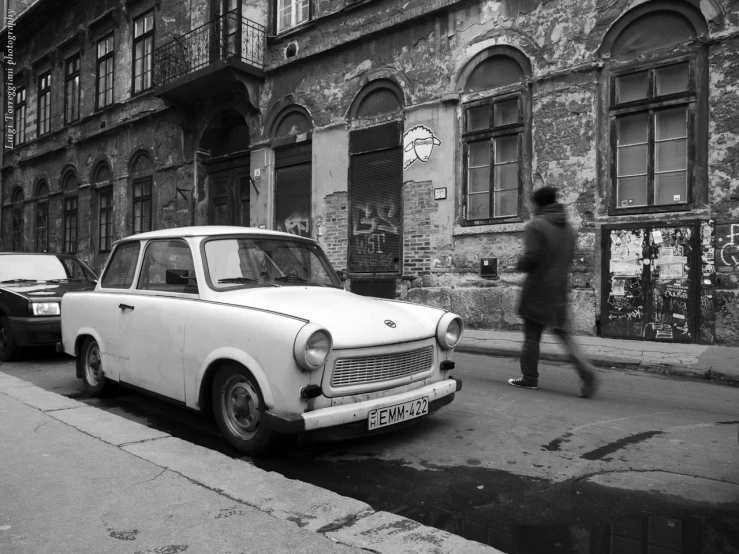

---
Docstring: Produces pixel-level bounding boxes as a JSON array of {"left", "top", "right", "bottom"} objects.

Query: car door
[
  {"left": 118, "top": 239, "right": 198, "bottom": 402},
  {"left": 94, "top": 241, "right": 143, "bottom": 382}
]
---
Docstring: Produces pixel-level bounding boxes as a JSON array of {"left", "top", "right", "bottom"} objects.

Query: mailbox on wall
[{"left": 480, "top": 258, "right": 498, "bottom": 279}]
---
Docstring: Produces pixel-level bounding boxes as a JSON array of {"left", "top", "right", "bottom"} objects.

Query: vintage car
[
  {"left": 60, "top": 226, "right": 463, "bottom": 454},
  {"left": 0, "top": 253, "right": 98, "bottom": 362}
]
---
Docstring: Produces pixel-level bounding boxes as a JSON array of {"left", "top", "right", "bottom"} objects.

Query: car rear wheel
[
  {"left": 81, "top": 337, "right": 111, "bottom": 396},
  {"left": 0, "top": 315, "right": 19, "bottom": 362},
  {"left": 212, "top": 363, "right": 273, "bottom": 455}
]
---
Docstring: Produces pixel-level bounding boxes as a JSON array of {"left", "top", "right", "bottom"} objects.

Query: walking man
[{"left": 508, "top": 186, "right": 599, "bottom": 398}]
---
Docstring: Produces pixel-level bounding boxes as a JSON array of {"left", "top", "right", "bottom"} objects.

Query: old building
[{"left": 1, "top": 0, "right": 738, "bottom": 345}]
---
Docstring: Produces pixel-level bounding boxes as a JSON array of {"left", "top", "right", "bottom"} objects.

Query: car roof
[{"left": 114, "top": 226, "right": 316, "bottom": 244}]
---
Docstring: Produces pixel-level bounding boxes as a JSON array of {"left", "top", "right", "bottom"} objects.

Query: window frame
[
  {"left": 100, "top": 240, "right": 141, "bottom": 290},
  {"left": 14, "top": 86, "right": 27, "bottom": 146},
  {"left": 37, "top": 71, "right": 52, "bottom": 136},
  {"left": 274, "top": 0, "right": 310, "bottom": 34},
  {"left": 96, "top": 33, "right": 115, "bottom": 110},
  {"left": 132, "top": 176, "right": 153, "bottom": 234},
  {"left": 11, "top": 188, "right": 24, "bottom": 252},
  {"left": 98, "top": 187, "right": 114, "bottom": 253},
  {"left": 461, "top": 91, "right": 527, "bottom": 225},
  {"left": 35, "top": 182, "right": 49, "bottom": 252},
  {"left": 136, "top": 238, "right": 199, "bottom": 295},
  {"left": 608, "top": 55, "right": 697, "bottom": 216},
  {"left": 64, "top": 54, "right": 81, "bottom": 124},
  {"left": 63, "top": 194, "right": 78, "bottom": 254},
  {"left": 132, "top": 10, "right": 155, "bottom": 95}
]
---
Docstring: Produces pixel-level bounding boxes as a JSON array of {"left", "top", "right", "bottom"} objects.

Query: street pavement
[
  {"left": 458, "top": 329, "right": 739, "bottom": 386},
  {"left": 0, "top": 370, "right": 501, "bottom": 554}
]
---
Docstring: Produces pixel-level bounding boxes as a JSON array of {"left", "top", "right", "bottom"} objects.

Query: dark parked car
[{"left": 0, "top": 253, "right": 97, "bottom": 361}]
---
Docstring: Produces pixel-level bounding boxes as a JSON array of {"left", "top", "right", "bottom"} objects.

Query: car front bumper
[
  {"left": 8, "top": 316, "right": 62, "bottom": 347},
  {"left": 263, "top": 377, "right": 461, "bottom": 434}
]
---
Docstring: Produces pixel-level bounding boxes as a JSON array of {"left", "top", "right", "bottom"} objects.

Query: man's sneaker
[
  {"left": 579, "top": 374, "right": 600, "bottom": 398},
  {"left": 508, "top": 378, "right": 538, "bottom": 390}
]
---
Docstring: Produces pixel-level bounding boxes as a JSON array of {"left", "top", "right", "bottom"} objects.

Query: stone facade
[{"left": 1, "top": 0, "right": 738, "bottom": 345}]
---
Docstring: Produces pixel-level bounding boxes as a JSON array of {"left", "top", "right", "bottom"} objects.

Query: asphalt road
[{"left": 2, "top": 349, "right": 738, "bottom": 554}]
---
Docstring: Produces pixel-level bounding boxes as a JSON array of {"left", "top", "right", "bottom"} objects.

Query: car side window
[
  {"left": 137, "top": 239, "right": 198, "bottom": 294},
  {"left": 101, "top": 242, "right": 141, "bottom": 289}
]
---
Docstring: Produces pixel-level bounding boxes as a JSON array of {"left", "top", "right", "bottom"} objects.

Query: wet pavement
[{"left": 2, "top": 350, "right": 738, "bottom": 554}]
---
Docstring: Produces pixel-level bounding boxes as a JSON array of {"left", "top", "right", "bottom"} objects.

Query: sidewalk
[
  {"left": 0, "top": 370, "right": 500, "bottom": 554},
  {"left": 458, "top": 329, "right": 739, "bottom": 386}
]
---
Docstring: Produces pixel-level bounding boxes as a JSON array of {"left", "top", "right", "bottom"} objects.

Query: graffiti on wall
[
  {"left": 277, "top": 210, "right": 310, "bottom": 237},
  {"left": 716, "top": 223, "right": 739, "bottom": 268},
  {"left": 403, "top": 125, "right": 441, "bottom": 170},
  {"left": 605, "top": 229, "right": 646, "bottom": 338},
  {"left": 699, "top": 220, "right": 716, "bottom": 344},
  {"left": 646, "top": 226, "right": 693, "bottom": 341},
  {"left": 349, "top": 199, "right": 401, "bottom": 272}
]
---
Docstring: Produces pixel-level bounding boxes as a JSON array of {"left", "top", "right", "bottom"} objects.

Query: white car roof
[{"left": 115, "top": 226, "right": 314, "bottom": 244}]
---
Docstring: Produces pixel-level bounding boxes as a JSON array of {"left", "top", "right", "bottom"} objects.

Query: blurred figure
[{"left": 509, "top": 186, "right": 599, "bottom": 398}]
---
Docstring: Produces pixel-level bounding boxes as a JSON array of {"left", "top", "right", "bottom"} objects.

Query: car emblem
[{"left": 384, "top": 320, "right": 396, "bottom": 328}]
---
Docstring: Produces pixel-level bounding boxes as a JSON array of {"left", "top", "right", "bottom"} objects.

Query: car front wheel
[
  {"left": 212, "top": 363, "right": 273, "bottom": 455},
  {"left": 0, "top": 315, "right": 19, "bottom": 362},
  {"left": 81, "top": 337, "right": 111, "bottom": 396}
]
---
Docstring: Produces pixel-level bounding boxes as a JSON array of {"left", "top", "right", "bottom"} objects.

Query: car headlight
[
  {"left": 436, "top": 313, "right": 464, "bottom": 349},
  {"left": 294, "top": 323, "right": 332, "bottom": 371},
  {"left": 30, "top": 302, "right": 61, "bottom": 316}
]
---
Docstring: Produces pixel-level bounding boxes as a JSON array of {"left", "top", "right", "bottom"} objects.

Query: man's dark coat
[{"left": 516, "top": 202, "right": 575, "bottom": 329}]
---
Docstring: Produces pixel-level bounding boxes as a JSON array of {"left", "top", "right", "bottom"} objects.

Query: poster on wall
[{"left": 403, "top": 125, "right": 441, "bottom": 170}]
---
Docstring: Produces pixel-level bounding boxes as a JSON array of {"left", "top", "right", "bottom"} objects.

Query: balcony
[{"left": 153, "top": 11, "right": 265, "bottom": 104}]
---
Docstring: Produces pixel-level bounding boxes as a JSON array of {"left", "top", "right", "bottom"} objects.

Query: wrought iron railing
[{"left": 153, "top": 11, "right": 265, "bottom": 87}]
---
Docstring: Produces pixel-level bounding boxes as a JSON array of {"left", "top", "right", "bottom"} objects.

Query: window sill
[
  {"left": 268, "top": 20, "right": 316, "bottom": 42},
  {"left": 453, "top": 221, "right": 526, "bottom": 236},
  {"left": 606, "top": 203, "right": 693, "bottom": 217}
]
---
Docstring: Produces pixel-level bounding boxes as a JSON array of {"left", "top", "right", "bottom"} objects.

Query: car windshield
[
  {"left": 204, "top": 237, "right": 342, "bottom": 290},
  {"left": 0, "top": 254, "right": 97, "bottom": 284}
]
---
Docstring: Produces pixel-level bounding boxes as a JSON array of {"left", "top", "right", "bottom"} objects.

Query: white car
[{"left": 60, "top": 226, "right": 463, "bottom": 454}]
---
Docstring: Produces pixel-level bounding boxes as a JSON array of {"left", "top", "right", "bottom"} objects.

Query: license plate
[{"left": 368, "top": 397, "right": 429, "bottom": 430}]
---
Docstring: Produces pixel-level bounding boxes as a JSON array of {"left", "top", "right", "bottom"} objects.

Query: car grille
[{"left": 331, "top": 346, "right": 434, "bottom": 388}]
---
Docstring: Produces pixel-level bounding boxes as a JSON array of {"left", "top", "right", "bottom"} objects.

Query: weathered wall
[{"left": 0, "top": 0, "right": 193, "bottom": 272}]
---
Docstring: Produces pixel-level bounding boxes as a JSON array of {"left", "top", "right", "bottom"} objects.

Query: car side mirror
[
  {"left": 336, "top": 270, "right": 347, "bottom": 282},
  {"left": 166, "top": 269, "right": 194, "bottom": 285}
]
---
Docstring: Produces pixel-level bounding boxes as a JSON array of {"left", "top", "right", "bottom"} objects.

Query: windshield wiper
[
  {"left": 46, "top": 278, "right": 90, "bottom": 283},
  {"left": 0, "top": 279, "right": 37, "bottom": 284},
  {"left": 218, "top": 277, "right": 257, "bottom": 283},
  {"left": 274, "top": 275, "right": 308, "bottom": 282}
]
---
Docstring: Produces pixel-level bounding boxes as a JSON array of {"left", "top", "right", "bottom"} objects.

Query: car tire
[
  {"left": 80, "top": 337, "right": 111, "bottom": 396},
  {"left": 0, "top": 315, "right": 19, "bottom": 362},
  {"left": 212, "top": 363, "right": 273, "bottom": 455}
]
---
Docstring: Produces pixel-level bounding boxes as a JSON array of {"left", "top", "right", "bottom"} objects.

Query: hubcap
[
  {"left": 221, "top": 376, "right": 261, "bottom": 440},
  {"left": 85, "top": 343, "right": 102, "bottom": 386}
]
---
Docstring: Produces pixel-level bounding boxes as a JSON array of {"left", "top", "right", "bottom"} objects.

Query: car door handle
[{"left": 118, "top": 303, "right": 135, "bottom": 311}]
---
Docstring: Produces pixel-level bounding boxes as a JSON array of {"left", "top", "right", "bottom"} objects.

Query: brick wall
[{"left": 402, "top": 180, "right": 436, "bottom": 276}]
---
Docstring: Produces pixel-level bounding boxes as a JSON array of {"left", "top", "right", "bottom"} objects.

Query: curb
[
  {"left": 456, "top": 344, "right": 739, "bottom": 386},
  {"left": 0, "top": 371, "right": 501, "bottom": 554}
]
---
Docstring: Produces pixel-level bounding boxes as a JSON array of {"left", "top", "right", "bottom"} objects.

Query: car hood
[
  {"left": 213, "top": 286, "right": 446, "bottom": 348},
  {"left": 1, "top": 281, "right": 97, "bottom": 302}
]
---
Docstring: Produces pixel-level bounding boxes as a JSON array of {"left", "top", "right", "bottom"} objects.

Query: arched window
[
  {"left": 93, "top": 162, "right": 114, "bottom": 252},
  {"left": 601, "top": 2, "right": 707, "bottom": 213},
  {"left": 35, "top": 180, "right": 50, "bottom": 252},
  {"left": 61, "top": 169, "right": 79, "bottom": 254},
  {"left": 459, "top": 47, "right": 531, "bottom": 223},
  {"left": 130, "top": 151, "right": 154, "bottom": 234},
  {"left": 11, "top": 187, "right": 24, "bottom": 252},
  {"left": 349, "top": 79, "right": 403, "bottom": 121}
]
